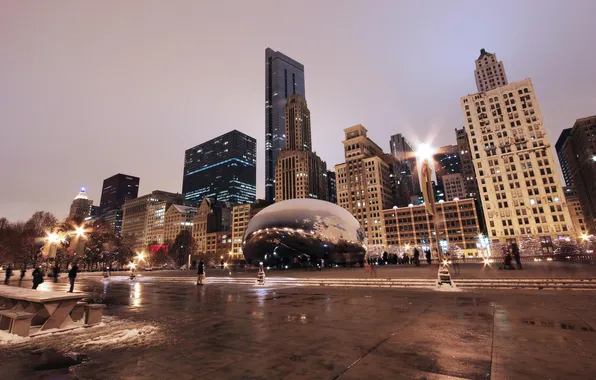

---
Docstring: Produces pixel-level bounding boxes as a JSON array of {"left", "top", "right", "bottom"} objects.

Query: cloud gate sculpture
[{"left": 242, "top": 199, "right": 366, "bottom": 266}]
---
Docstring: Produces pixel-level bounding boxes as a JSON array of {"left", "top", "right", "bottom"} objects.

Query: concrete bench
[
  {"left": 0, "top": 310, "right": 34, "bottom": 337},
  {"left": 70, "top": 302, "right": 87, "bottom": 322},
  {"left": 84, "top": 304, "right": 106, "bottom": 326}
]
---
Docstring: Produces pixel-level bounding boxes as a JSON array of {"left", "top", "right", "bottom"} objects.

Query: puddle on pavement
[{"left": 32, "top": 350, "right": 89, "bottom": 371}]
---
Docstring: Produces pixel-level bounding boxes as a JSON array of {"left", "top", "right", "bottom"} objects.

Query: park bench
[
  {"left": 0, "top": 285, "right": 104, "bottom": 336},
  {"left": 0, "top": 310, "right": 35, "bottom": 337}
]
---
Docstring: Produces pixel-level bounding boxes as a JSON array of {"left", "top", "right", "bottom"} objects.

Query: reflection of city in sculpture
[{"left": 242, "top": 199, "right": 366, "bottom": 266}]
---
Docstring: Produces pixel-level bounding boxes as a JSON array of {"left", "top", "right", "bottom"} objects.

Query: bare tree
[{"left": 168, "top": 230, "right": 195, "bottom": 267}]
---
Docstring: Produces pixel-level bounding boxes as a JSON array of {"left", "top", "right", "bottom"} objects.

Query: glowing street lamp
[
  {"left": 582, "top": 233, "right": 589, "bottom": 241},
  {"left": 75, "top": 226, "right": 86, "bottom": 238},
  {"left": 136, "top": 251, "right": 146, "bottom": 262},
  {"left": 592, "top": 155, "right": 596, "bottom": 162}
]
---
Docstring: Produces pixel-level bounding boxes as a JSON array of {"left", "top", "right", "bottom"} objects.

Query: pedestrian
[
  {"left": 67, "top": 264, "right": 78, "bottom": 292},
  {"left": 196, "top": 259, "right": 205, "bottom": 285},
  {"left": 52, "top": 264, "right": 60, "bottom": 283},
  {"left": 512, "top": 242, "right": 523, "bottom": 270},
  {"left": 425, "top": 250, "right": 431, "bottom": 265},
  {"left": 413, "top": 248, "right": 420, "bottom": 267},
  {"left": 19, "top": 267, "right": 26, "bottom": 285},
  {"left": 403, "top": 253, "right": 409, "bottom": 265},
  {"left": 4, "top": 265, "right": 13, "bottom": 285},
  {"left": 502, "top": 246, "right": 514, "bottom": 270},
  {"left": 220, "top": 259, "right": 224, "bottom": 270},
  {"left": 32, "top": 267, "right": 44, "bottom": 289}
]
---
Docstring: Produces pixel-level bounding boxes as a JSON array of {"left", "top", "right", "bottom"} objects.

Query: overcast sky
[{"left": 1, "top": 0, "right": 595, "bottom": 222}]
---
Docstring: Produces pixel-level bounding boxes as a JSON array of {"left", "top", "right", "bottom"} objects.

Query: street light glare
[
  {"left": 75, "top": 226, "right": 85, "bottom": 237},
  {"left": 47, "top": 232, "right": 61, "bottom": 244},
  {"left": 416, "top": 143, "right": 435, "bottom": 161}
]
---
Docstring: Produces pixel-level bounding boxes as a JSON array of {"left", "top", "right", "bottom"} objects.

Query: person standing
[
  {"left": 196, "top": 260, "right": 205, "bottom": 285},
  {"left": 413, "top": 248, "right": 420, "bottom": 267},
  {"left": 32, "top": 267, "right": 44, "bottom": 289},
  {"left": 52, "top": 264, "right": 60, "bottom": 283},
  {"left": 67, "top": 264, "right": 78, "bottom": 292},
  {"left": 4, "top": 265, "right": 13, "bottom": 285},
  {"left": 19, "top": 267, "right": 26, "bottom": 285},
  {"left": 511, "top": 242, "right": 523, "bottom": 270},
  {"left": 425, "top": 250, "right": 432, "bottom": 265}
]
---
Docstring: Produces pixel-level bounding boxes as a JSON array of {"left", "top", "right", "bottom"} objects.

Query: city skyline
[{"left": 2, "top": 1, "right": 596, "bottom": 221}]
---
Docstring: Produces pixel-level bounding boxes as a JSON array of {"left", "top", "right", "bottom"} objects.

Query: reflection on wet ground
[{"left": 1, "top": 279, "right": 595, "bottom": 379}]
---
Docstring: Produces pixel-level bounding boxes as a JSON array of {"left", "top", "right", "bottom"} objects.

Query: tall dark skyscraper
[
  {"left": 326, "top": 170, "right": 337, "bottom": 204},
  {"left": 265, "top": 48, "right": 305, "bottom": 202},
  {"left": 99, "top": 173, "right": 140, "bottom": 233},
  {"left": 555, "top": 128, "right": 573, "bottom": 187},
  {"left": 183, "top": 130, "right": 256, "bottom": 206},
  {"left": 433, "top": 145, "right": 462, "bottom": 187},
  {"left": 99, "top": 173, "right": 140, "bottom": 216},
  {"left": 389, "top": 133, "right": 419, "bottom": 204}
]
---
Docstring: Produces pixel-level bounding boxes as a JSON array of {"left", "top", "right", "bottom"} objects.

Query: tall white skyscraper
[
  {"left": 474, "top": 49, "right": 508, "bottom": 92},
  {"left": 461, "top": 78, "right": 574, "bottom": 250}
]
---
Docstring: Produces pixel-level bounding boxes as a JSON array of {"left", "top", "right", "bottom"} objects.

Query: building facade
[
  {"left": 461, "top": 78, "right": 574, "bottom": 245},
  {"left": 205, "top": 231, "right": 232, "bottom": 257},
  {"left": 389, "top": 133, "right": 419, "bottom": 204},
  {"left": 230, "top": 200, "right": 272, "bottom": 259},
  {"left": 121, "top": 190, "right": 183, "bottom": 250},
  {"left": 455, "top": 127, "right": 478, "bottom": 197},
  {"left": 99, "top": 174, "right": 139, "bottom": 217},
  {"left": 335, "top": 125, "right": 394, "bottom": 246},
  {"left": 474, "top": 49, "right": 508, "bottom": 92},
  {"left": 183, "top": 130, "right": 256, "bottom": 206},
  {"left": 433, "top": 144, "right": 462, "bottom": 190},
  {"left": 559, "top": 116, "right": 596, "bottom": 234},
  {"left": 192, "top": 198, "right": 233, "bottom": 254},
  {"left": 555, "top": 128, "right": 573, "bottom": 187},
  {"left": 442, "top": 173, "right": 467, "bottom": 201},
  {"left": 326, "top": 171, "right": 337, "bottom": 204},
  {"left": 564, "top": 187, "right": 588, "bottom": 238},
  {"left": 274, "top": 94, "right": 328, "bottom": 202},
  {"left": 163, "top": 205, "right": 197, "bottom": 244},
  {"left": 68, "top": 187, "right": 93, "bottom": 220},
  {"left": 383, "top": 198, "right": 481, "bottom": 257},
  {"left": 265, "top": 48, "right": 306, "bottom": 202}
]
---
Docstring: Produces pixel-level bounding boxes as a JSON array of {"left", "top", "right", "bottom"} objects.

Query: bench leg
[
  {"left": 0, "top": 315, "right": 9, "bottom": 331},
  {"left": 10, "top": 317, "right": 32, "bottom": 337},
  {"left": 70, "top": 305, "right": 85, "bottom": 322},
  {"left": 85, "top": 309, "right": 104, "bottom": 326}
]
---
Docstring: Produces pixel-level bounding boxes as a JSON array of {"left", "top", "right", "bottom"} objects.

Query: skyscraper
[
  {"left": 555, "top": 128, "right": 573, "bottom": 187},
  {"left": 99, "top": 174, "right": 140, "bottom": 216},
  {"left": 183, "top": 130, "right": 256, "bottom": 205},
  {"left": 275, "top": 94, "right": 328, "bottom": 202},
  {"left": 336, "top": 125, "right": 394, "bottom": 246},
  {"left": 389, "top": 133, "right": 419, "bottom": 204},
  {"left": 455, "top": 127, "right": 478, "bottom": 197},
  {"left": 474, "top": 49, "right": 508, "bottom": 92},
  {"left": 265, "top": 48, "right": 306, "bottom": 202},
  {"left": 326, "top": 171, "right": 337, "bottom": 204},
  {"left": 461, "top": 78, "right": 574, "bottom": 247},
  {"left": 559, "top": 116, "right": 596, "bottom": 234},
  {"left": 433, "top": 145, "right": 462, "bottom": 190},
  {"left": 68, "top": 187, "right": 93, "bottom": 220},
  {"left": 99, "top": 173, "right": 140, "bottom": 233}
]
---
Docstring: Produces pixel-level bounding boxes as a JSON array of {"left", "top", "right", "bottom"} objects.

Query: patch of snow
[
  {"left": 81, "top": 325, "right": 158, "bottom": 348},
  {"left": 0, "top": 330, "right": 30, "bottom": 344}
]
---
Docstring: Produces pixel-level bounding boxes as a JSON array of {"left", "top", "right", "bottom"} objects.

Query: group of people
[
  {"left": 3, "top": 264, "right": 80, "bottom": 292},
  {"left": 502, "top": 242, "right": 523, "bottom": 270}
]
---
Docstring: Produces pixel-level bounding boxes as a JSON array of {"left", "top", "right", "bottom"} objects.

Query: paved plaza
[{"left": 1, "top": 274, "right": 596, "bottom": 379}]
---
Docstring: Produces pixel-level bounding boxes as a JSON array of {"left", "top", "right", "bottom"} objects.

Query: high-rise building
[
  {"left": 163, "top": 205, "right": 197, "bottom": 244},
  {"left": 383, "top": 198, "right": 482, "bottom": 257},
  {"left": 461, "top": 78, "right": 574, "bottom": 247},
  {"left": 183, "top": 130, "right": 256, "bottom": 206},
  {"left": 433, "top": 145, "right": 462, "bottom": 190},
  {"left": 230, "top": 200, "right": 272, "bottom": 259},
  {"left": 68, "top": 187, "right": 93, "bottom": 220},
  {"left": 389, "top": 133, "right": 419, "bottom": 205},
  {"left": 336, "top": 125, "right": 394, "bottom": 246},
  {"left": 265, "top": 48, "right": 306, "bottom": 202},
  {"left": 555, "top": 128, "right": 573, "bottom": 187},
  {"left": 99, "top": 174, "right": 140, "bottom": 217},
  {"left": 455, "top": 127, "right": 478, "bottom": 197},
  {"left": 442, "top": 173, "right": 467, "bottom": 201},
  {"left": 563, "top": 187, "right": 588, "bottom": 237},
  {"left": 559, "top": 116, "right": 596, "bottom": 234},
  {"left": 326, "top": 171, "right": 337, "bottom": 204},
  {"left": 474, "top": 49, "right": 508, "bottom": 92},
  {"left": 275, "top": 94, "right": 328, "bottom": 202},
  {"left": 193, "top": 198, "right": 233, "bottom": 255},
  {"left": 121, "top": 190, "right": 183, "bottom": 250}
]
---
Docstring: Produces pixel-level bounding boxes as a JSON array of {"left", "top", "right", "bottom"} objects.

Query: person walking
[
  {"left": 512, "top": 242, "right": 523, "bottom": 270},
  {"left": 19, "top": 267, "right": 26, "bottom": 285},
  {"left": 196, "top": 260, "right": 205, "bottom": 285},
  {"left": 4, "top": 265, "right": 13, "bottom": 285},
  {"left": 67, "top": 264, "right": 78, "bottom": 292},
  {"left": 52, "top": 264, "right": 60, "bottom": 283},
  {"left": 413, "top": 248, "right": 421, "bottom": 267},
  {"left": 32, "top": 267, "right": 44, "bottom": 289},
  {"left": 425, "top": 250, "right": 432, "bottom": 265}
]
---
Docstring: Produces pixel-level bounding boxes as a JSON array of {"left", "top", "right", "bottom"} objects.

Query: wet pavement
[{"left": 1, "top": 278, "right": 595, "bottom": 379}]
